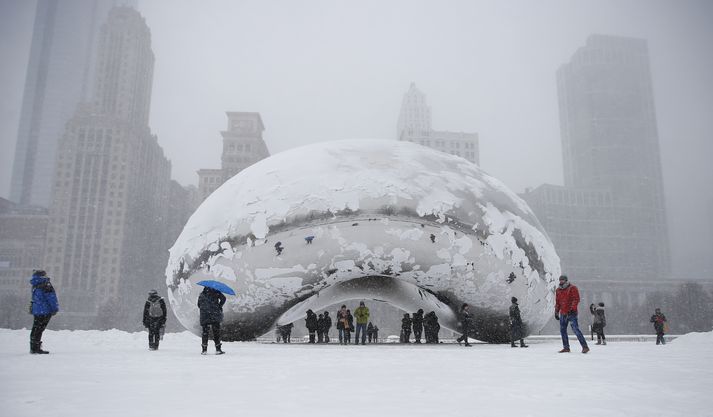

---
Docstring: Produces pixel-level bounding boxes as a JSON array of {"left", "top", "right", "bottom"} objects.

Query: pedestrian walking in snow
[
  {"left": 336, "top": 305, "right": 348, "bottom": 344},
  {"left": 305, "top": 309, "right": 318, "bottom": 343},
  {"left": 322, "top": 311, "right": 332, "bottom": 343},
  {"left": 345, "top": 309, "right": 354, "bottom": 344},
  {"left": 555, "top": 275, "right": 589, "bottom": 353},
  {"left": 354, "top": 301, "right": 370, "bottom": 345},
  {"left": 412, "top": 309, "right": 424, "bottom": 343},
  {"left": 197, "top": 286, "right": 226, "bottom": 355},
  {"left": 317, "top": 313, "right": 325, "bottom": 343},
  {"left": 650, "top": 308, "right": 667, "bottom": 345},
  {"left": 143, "top": 289, "right": 167, "bottom": 351},
  {"left": 29, "top": 270, "right": 59, "bottom": 354},
  {"left": 401, "top": 313, "right": 412, "bottom": 343},
  {"left": 456, "top": 303, "right": 473, "bottom": 346},
  {"left": 509, "top": 297, "right": 528, "bottom": 348},
  {"left": 590, "top": 302, "right": 607, "bottom": 345},
  {"left": 424, "top": 311, "right": 440, "bottom": 343}
]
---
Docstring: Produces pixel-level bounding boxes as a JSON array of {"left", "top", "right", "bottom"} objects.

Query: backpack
[{"left": 148, "top": 298, "right": 163, "bottom": 318}]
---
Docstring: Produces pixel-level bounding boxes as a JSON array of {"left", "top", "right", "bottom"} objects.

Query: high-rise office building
[
  {"left": 44, "top": 7, "right": 171, "bottom": 326},
  {"left": 397, "top": 83, "right": 479, "bottom": 165},
  {"left": 523, "top": 35, "right": 670, "bottom": 281},
  {"left": 197, "top": 112, "right": 270, "bottom": 202},
  {"left": 9, "top": 0, "right": 136, "bottom": 208}
]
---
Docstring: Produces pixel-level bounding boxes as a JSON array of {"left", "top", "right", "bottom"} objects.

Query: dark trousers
[
  {"left": 30, "top": 314, "right": 51, "bottom": 346},
  {"left": 457, "top": 324, "right": 470, "bottom": 344},
  {"left": 413, "top": 326, "right": 422, "bottom": 342},
  {"left": 323, "top": 330, "right": 329, "bottom": 343},
  {"left": 355, "top": 323, "right": 367, "bottom": 344},
  {"left": 317, "top": 330, "right": 323, "bottom": 343},
  {"left": 308, "top": 331, "right": 316, "bottom": 343},
  {"left": 402, "top": 329, "right": 411, "bottom": 343},
  {"left": 201, "top": 322, "right": 222, "bottom": 348},
  {"left": 656, "top": 332, "right": 666, "bottom": 345},
  {"left": 148, "top": 321, "right": 162, "bottom": 348}
]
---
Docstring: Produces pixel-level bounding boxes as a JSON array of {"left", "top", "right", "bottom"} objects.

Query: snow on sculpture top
[{"left": 166, "top": 139, "right": 560, "bottom": 342}]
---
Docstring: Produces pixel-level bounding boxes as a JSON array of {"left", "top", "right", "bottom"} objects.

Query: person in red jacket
[{"left": 555, "top": 275, "right": 589, "bottom": 354}]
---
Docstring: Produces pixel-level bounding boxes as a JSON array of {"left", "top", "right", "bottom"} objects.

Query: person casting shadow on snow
[
  {"left": 198, "top": 287, "right": 226, "bottom": 355},
  {"left": 555, "top": 275, "right": 589, "bottom": 354},
  {"left": 456, "top": 303, "right": 473, "bottom": 346},
  {"left": 143, "top": 289, "right": 167, "bottom": 351},
  {"left": 29, "top": 269, "right": 59, "bottom": 354}
]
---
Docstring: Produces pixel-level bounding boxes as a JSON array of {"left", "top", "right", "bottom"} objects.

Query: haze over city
[{"left": 1, "top": 0, "right": 712, "bottom": 279}]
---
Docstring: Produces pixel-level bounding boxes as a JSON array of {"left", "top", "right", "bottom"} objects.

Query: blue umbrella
[{"left": 196, "top": 280, "right": 236, "bottom": 296}]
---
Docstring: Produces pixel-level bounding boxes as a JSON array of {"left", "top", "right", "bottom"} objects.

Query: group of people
[
  {"left": 27, "top": 270, "right": 672, "bottom": 355},
  {"left": 400, "top": 309, "right": 441, "bottom": 343}
]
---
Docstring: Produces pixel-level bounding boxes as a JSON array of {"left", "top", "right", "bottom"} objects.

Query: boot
[
  {"left": 215, "top": 344, "right": 225, "bottom": 355},
  {"left": 602, "top": 340, "right": 607, "bottom": 346},
  {"left": 520, "top": 340, "right": 528, "bottom": 348},
  {"left": 582, "top": 346, "right": 590, "bottom": 354},
  {"left": 201, "top": 344, "right": 208, "bottom": 355},
  {"left": 32, "top": 342, "right": 49, "bottom": 354},
  {"left": 596, "top": 340, "right": 601, "bottom": 345},
  {"left": 558, "top": 347, "right": 570, "bottom": 353},
  {"left": 511, "top": 342, "right": 517, "bottom": 348}
]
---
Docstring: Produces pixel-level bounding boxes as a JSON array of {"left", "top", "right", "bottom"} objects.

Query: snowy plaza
[{"left": 2, "top": 329, "right": 711, "bottom": 417}]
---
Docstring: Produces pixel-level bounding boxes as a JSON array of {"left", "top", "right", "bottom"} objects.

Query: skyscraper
[
  {"left": 397, "top": 83, "right": 479, "bottom": 165},
  {"left": 44, "top": 7, "right": 171, "bottom": 327},
  {"left": 9, "top": 0, "right": 136, "bottom": 208},
  {"left": 524, "top": 35, "right": 669, "bottom": 281}
]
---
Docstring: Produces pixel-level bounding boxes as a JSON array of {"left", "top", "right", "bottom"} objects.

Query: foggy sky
[{"left": 1, "top": 0, "right": 712, "bottom": 279}]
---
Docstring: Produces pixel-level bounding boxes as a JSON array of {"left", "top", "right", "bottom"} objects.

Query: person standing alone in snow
[
  {"left": 197, "top": 287, "right": 226, "bottom": 355},
  {"left": 650, "top": 308, "right": 667, "bottom": 345},
  {"left": 456, "top": 303, "right": 473, "bottom": 346},
  {"left": 555, "top": 275, "right": 589, "bottom": 353},
  {"left": 143, "top": 289, "right": 167, "bottom": 350},
  {"left": 29, "top": 270, "right": 59, "bottom": 354},
  {"left": 509, "top": 297, "right": 528, "bottom": 348},
  {"left": 590, "top": 302, "right": 607, "bottom": 345}
]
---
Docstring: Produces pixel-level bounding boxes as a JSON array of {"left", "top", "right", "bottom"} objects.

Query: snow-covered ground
[{"left": 1, "top": 329, "right": 711, "bottom": 417}]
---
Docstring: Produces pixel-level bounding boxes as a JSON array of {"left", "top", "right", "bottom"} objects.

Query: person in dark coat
[
  {"left": 590, "top": 302, "right": 607, "bottom": 345},
  {"left": 305, "top": 310, "right": 318, "bottom": 343},
  {"left": 509, "top": 297, "right": 528, "bottom": 348},
  {"left": 29, "top": 270, "right": 59, "bottom": 354},
  {"left": 412, "top": 309, "right": 424, "bottom": 343},
  {"left": 650, "top": 308, "right": 667, "bottom": 345},
  {"left": 456, "top": 303, "right": 473, "bottom": 347},
  {"left": 143, "top": 289, "right": 167, "bottom": 350},
  {"left": 279, "top": 323, "right": 293, "bottom": 343},
  {"left": 322, "top": 311, "right": 332, "bottom": 343},
  {"left": 372, "top": 324, "right": 379, "bottom": 342},
  {"left": 336, "top": 305, "right": 348, "bottom": 344},
  {"left": 345, "top": 309, "right": 354, "bottom": 344},
  {"left": 401, "top": 313, "right": 412, "bottom": 343},
  {"left": 197, "top": 286, "right": 226, "bottom": 355},
  {"left": 367, "top": 322, "right": 374, "bottom": 343},
  {"left": 424, "top": 311, "right": 440, "bottom": 343},
  {"left": 316, "top": 313, "right": 325, "bottom": 343}
]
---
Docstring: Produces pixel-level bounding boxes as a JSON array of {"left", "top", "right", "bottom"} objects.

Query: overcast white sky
[{"left": 1, "top": 0, "right": 712, "bottom": 277}]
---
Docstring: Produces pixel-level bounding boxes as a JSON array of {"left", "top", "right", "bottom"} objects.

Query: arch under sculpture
[{"left": 166, "top": 140, "right": 560, "bottom": 343}]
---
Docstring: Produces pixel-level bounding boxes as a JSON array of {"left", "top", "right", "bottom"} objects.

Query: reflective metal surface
[{"left": 166, "top": 140, "right": 560, "bottom": 342}]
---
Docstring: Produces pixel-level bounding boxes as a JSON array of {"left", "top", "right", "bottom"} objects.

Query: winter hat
[
  {"left": 359, "top": 301, "right": 365, "bottom": 306},
  {"left": 33, "top": 269, "right": 47, "bottom": 277},
  {"left": 511, "top": 297, "right": 518, "bottom": 303},
  {"left": 148, "top": 289, "right": 158, "bottom": 296},
  {"left": 559, "top": 275, "right": 568, "bottom": 282},
  {"left": 598, "top": 302, "right": 604, "bottom": 307}
]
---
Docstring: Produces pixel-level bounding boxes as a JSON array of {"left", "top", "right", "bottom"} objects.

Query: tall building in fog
[
  {"left": 397, "top": 83, "right": 479, "bottom": 165},
  {"left": 9, "top": 0, "right": 137, "bottom": 208},
  {"left": 197, "top": 112, "right": 270, "bottom": 202},
  {"left": 44, "top": 7, "right": 171, "bottom": 327},
  {"left": 523, "top": 35, "right": 670, "bottom": 281}
]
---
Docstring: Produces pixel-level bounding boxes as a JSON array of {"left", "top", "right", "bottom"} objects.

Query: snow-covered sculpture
[{"left": 166, "top": 140, "right": 559, "bottom": 342}]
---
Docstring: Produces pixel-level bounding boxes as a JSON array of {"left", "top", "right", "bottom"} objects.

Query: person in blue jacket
[{"left": 29, "top": 269, "right": 59, "bottom": 354}]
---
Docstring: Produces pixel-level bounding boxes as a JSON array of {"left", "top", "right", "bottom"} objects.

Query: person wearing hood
[
  {"left": 197, "top": 286, "right": 226, "bottom": 355},
  {"left": 29, "top": 270, "right": 59, "bottom": 354},
  {"left": 555, "top": 275, "right": 589, "bottom": 354},
  {"left": 424, "top": 311, "right": 440, "bottom": 343},
  {"left": 143, "top": 289, "right": 167, "bottom": 350},
  {"left": 650, "top": 308, "right": 667, "bottom": 345},
  {"left": 590, "top": 302, "right": 607, "bottom": 345},
  {"left": 401, "top": 313, "right": 412, "bottom": 343},
  {"left": 412, "top": 309, "right": 424, "bottom": 343},
  {"left": 305, "top": 310, "right": 318, "bottom": 343},
  {"left": 509, "top": 297, "right": 528, "bottom": 348}
]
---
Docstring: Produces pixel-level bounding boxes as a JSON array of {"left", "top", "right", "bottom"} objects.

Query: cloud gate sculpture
[{"left": 166, "top": 140, "right": 560, "bottom": 343}]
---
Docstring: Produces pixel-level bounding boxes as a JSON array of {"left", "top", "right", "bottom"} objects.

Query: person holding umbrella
[{"left": 197, "top": 280, "right": 232, "bottom": 355}]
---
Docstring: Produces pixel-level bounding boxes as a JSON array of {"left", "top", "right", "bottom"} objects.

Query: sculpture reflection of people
[
  {"left": 29, "top": 269, "right": 59, "bottom": 354},
  {"left": 456, "top": 303, "right": 473, "bottom": 347},
  {"left": 197, "top": 286, "right": 226, "bottom": 355},
  {"left": 555, "top": 275, "right": 589, "bottom": 354}
]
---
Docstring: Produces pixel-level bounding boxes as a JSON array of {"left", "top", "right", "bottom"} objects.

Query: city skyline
[{"left": 1, "top": 1, "right": 711, "bottom": 280}]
